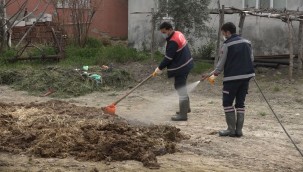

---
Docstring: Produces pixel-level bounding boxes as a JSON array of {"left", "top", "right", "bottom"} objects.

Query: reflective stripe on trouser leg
[
  {"left": 224, "top": 106, "right": 235, "bottom": 113},
  {"left": 236, "top": 108, "right": 245, "bottom": 114}
]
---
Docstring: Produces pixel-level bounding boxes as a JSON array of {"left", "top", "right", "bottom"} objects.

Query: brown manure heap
[{"left": 0, "top": 100, "right": 186, "bottom": 169}]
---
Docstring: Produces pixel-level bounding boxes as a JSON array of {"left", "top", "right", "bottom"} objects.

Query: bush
[
  {"left": 0, "top": 49, "right": 17, "bottom": 64},
  {"left": 85, "top": 37, "right": 103, "bottom": 48},
  {"left": 1, "top": 49, "right": 17, "bottom": 58},
  {"left": 196, "top": 42, "right": 215, "bottom": 60}
]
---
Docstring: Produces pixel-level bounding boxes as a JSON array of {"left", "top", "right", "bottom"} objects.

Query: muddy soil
[
  {"left": 0, "top": 67, "right": 303, "bottom": 171},
  {"left": 0, "top": 100, "right": 185, "bottom": 169}
]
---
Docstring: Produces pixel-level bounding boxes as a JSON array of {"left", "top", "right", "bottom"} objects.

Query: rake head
[{"left": 101, "top": 104, "right": 116, "bottom": 116}]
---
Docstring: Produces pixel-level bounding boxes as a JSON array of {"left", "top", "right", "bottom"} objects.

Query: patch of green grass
[
  {"left": 258, "top": 112, "right": 267, "bottom": 117},
  {"left": 153, "top": 51, "right": 165, "bottom": 62},
  {"left": 192, "top": 61, "right": 213, "bottom": 74},
  {"left": 61, "top": 45, "right": 151, "bottom": 66},
  {"left": 1, "top": 49, "right": 17, "bottom": 58},
  {"left": 29, "top": 46, "right": 56, "bottom": 56}
]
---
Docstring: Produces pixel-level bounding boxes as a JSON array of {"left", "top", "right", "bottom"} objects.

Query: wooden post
[
  {"left": 150, "top": 8, "right": 156, "bottom": 60},
  {"left": 287, "top": 15, "right": 294, "bottom": 80},
  {"left": 0, "top": 0, "right": 6, "bottom": 51},
  {"left": 215, "top": 3, "right": 224, "bottom": 66},
  {"left": 239, "top": 12, "right": 246, "bottom": 36},
  {"left": 298, "top": 21, "right": 303, "bottom": 73}
]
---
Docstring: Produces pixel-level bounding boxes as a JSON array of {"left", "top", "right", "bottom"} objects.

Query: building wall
[
  {"left": 128, "top": 0, "right": 303, "bottom": 56},
  {"left": 6, "top": 0, "right": 128, "bottom": 39},
  {"left": 209, "top": 0, "right": 303, "bottom": 55},
  {"left": 128, "top": 0, "right": 157, "bottom": 49},
  {"left": 90, "top": 0, "right": 128, "bottom": 39}
]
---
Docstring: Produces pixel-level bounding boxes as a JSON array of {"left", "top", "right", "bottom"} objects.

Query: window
[
  {"left": 243, "top": 0, "right": 287, "bottom": 9},
  {"left": 57, "top": 0, "right": 91, "bottom": 9},
  {"left": 56, "top": 0, "right": 69, "bottom": 8}
]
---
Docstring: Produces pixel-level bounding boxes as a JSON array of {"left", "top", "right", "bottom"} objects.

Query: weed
[
  {"left": 208, "top": 101, "right": 214, "bottom": 104},
  {"left": 85, "top": 37, "right": 103, "bottom": 48},
  {"left": 273, "top": 86, "right": 281, "bottom": 92},
  {"left": 258, "top": 112, "right": 267, "bottom": 116}
]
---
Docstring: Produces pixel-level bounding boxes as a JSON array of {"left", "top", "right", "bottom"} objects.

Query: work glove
[
  {"left": 153, "top": 67, "right": 163, "bottom": 77},
  {"left": 201, "top": 73, "right": 217, "bottom": 85},
  {"left": 207, "top": 74, "right": 217, "bottom": 85}
]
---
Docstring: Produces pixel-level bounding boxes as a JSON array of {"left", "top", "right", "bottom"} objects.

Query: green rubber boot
[
  {"left": 219, "top": 111, "right": 236, "bottom": 137},
  {"left": 171, "top": 99, "right": 189, "bottom": 121},
  {"left": 236, "top": 113, "right": 244, "bottom": 137},
  {"left": 176, "top": 97, "right": 191, "bottom": 114}
]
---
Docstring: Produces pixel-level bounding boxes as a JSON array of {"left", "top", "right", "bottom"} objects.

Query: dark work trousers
[
  {"left": 174, "top": 73, "right": 189, "bottom": 101},
  {"left": 222, "top": 79, "right": 250, "bottom": 114}
]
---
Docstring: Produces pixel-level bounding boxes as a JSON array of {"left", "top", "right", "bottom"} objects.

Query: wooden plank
[
  {"left": 254, "top": 59, "right": 290, "bottom": 65},
  {"left": 254, "top": 54, "right": 298, "bottom": 59},
  {"left": 287, "top": 15, "right": 294, "bottom": 80},
  {"left": 298, "top": 21, "right": 303, "bottom": 73},
  {"left": 254, "top": 62, "right": 280, "bottom": 68}
]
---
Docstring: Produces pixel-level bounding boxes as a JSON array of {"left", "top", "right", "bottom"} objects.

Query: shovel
[{"left": 101, "top": 73, "right": 155, "bottom": 115}]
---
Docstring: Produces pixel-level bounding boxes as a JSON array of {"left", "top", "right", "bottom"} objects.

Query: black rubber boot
[
  {"left": 171, "top": 99, "right": 189, "bottom": 121},
  {"left": 236, "top": 113, "right": 244, "bottom": 137},
  {"left": 219, "top": 111, "right": 236, "bottom": 137},
  {"left": 176, "top": 97, "right": 191, "bottom": 114}
]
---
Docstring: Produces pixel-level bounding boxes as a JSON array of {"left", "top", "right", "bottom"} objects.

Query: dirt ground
[{"left": 0, "top": 66, "right": 303, "bottom": 172}]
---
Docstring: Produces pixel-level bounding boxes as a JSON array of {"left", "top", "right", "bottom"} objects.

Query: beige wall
[{"left": 128, "top": 0, "right": 303, "bottom": 55}]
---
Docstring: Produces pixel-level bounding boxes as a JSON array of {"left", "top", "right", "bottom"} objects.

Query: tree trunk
[
  {"left": 298, "top": 21, "right": 303, "bottom": 73},
  {"left": 287, "top": 16, "right": 294, "bottom": 80},
  {"left": 215, "top": 3, "right": 224, "bottom": 66},
  {"left": 150, "top": 8, "right": 156, "bottom": 60},
  {"left": 239, "top": 12, "right": 246, "bottom": 36},
  {"left": 0, "top": 0, "right": 7, "bottom": 51}
]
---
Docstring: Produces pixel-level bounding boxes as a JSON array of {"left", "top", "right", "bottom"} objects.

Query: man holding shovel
[
  {"left": 153, "top": 22, "right": 194, "bottom": 121},
  {"left": 204, "top": 22, "right": 255, "bottom": 137}
]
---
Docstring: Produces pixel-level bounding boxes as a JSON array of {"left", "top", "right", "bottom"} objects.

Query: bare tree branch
[
  {"left": 15, "top": 0, "right": 51, "bottom": 48},
  {"left": 9, "top": 0, "right": 40, "bottom": 29}
]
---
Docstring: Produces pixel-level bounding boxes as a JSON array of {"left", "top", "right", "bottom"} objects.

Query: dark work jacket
[
  {"left": 214, "top": 34, "right": 255, "bottom": 82},
  {"left": 159, "top": 31, "right": 193, "bottom": 78}
]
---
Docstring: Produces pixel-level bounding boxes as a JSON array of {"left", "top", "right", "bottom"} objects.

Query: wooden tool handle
[{"left": 113, "top": 74, "right": 154, "bottom": 105}]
